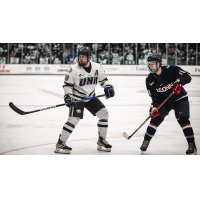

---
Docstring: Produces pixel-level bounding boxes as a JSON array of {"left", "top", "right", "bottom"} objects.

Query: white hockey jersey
[{"left": 63, "top": 62, "right": 110, "bottom": 101}]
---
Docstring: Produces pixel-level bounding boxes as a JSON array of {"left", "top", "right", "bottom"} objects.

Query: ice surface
[{"left": 0, "top": 75, "right": 199, "bottom": 155}]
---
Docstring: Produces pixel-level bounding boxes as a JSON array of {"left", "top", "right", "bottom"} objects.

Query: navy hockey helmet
[
  {"left": 77, "top": 46, "right": 91, "bottom": 67},
  {"left": 78, "top": 46, "right": 91, "bottom": 57},
  {"left": 147, "top": 53, "right": 162, "bottom": 73}
]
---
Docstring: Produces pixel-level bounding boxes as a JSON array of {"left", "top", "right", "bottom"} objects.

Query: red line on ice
[{"left": 0, "top": 136, "right": 121, "bottom": 155}]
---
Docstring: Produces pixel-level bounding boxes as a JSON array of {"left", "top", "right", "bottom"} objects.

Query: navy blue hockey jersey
[{"left": 146, "top": 65, "right": 192, "bottom": 104}]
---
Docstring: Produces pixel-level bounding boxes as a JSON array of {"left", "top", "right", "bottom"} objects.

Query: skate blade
[
  {"left": 97, "top": 146, "right": 111, "bottom": 152},
  {"left": 54, "top": 148, "right": 71, "bottom": 154},
  {"left": 186, "top": 153, "right": 196, "bottom": 155}
]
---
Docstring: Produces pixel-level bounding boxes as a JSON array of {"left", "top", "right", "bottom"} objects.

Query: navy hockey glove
[
  {"left": 64, "top": 94, "right": 75, "bottom": 107},
  {"left": 104, "top": 85, "right": 115, "bottom": 98}
]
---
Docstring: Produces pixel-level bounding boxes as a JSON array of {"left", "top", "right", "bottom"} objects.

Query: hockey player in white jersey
[{"left": 54, "top": 46, "right": 115, "bottom": 154}]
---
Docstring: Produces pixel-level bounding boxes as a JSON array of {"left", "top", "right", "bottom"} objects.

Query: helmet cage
[
  {"left": 147, "top": 53, "right": 162, "bottom": 73},
  {"left": 147, "top": 61, "right": 160, "bottom": 73}
]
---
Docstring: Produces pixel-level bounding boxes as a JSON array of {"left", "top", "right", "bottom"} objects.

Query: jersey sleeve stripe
[
  {"left": 99, "top": 78, "right": 108, "bottom": 83},
  {"left": 63, "top": 82, "right": 74, "bottom": 88}
]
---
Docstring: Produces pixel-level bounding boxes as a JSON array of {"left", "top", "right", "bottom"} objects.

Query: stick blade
[
  {"left": 122, "top": 132, "right": 129, "bottom": 140},
  {"left": 9, "top": 102, "right": 25, "bottom": 115}
]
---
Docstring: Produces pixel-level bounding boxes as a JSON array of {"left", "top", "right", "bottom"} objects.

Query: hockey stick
[
  {"left": 123, "top": 91, "right": 174, "bottom": 140},
  {"left": 9, "top": 94, "right": 106, "bottom": 115}
]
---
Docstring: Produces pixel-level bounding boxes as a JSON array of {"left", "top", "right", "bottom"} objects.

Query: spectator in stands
[
  {"left": 63, "top": 49, "right": 70, "bottom": 64},
  {"left": 18, "top": 44, "right": 23, "bottom": 49},
  {"left": 138, "top": 47, "right": 144, "bottom": 59},
  {"left": 91, "top": 52, "right": 97, "bottom": 62},
  {"left": 0, "top": 46, "right": 3, "bottom": 55},
  {"left": 92, "top": 43, "right": 98, "bottom": 51},
  {"left": 98, "top": 52, "right": 107, "bottom": 64},
  {"left": 69, "top": 48, "right": 75, "bottom": 60},
  {"left": 28, "top": 44, "right": 34, "bottom": 50},
  {"left": 118, "top": 52, "right": 124, "bottom": 64},
  {"left": 143, "top": 47, "right": 149, "bottom": 55},
  {"left": 112, "top": 49, "right": 119, "bottom": 59},
  {"left": 126, "top": 51, "right": 134, "bottom": 63},
  {"left": 24, "top": 53, "right": 31, "bottom": 64},
  {"left": 51, "top": 53, "right": 56, "bottom": 63},
  {"left": 10, "top": 51, "right": 16, "bottom": 58},
  {"left": 30, "top": 51, "right": 37, "bottom": 64},
  {"left": 151, "top": 47, "right": 157, "bottom": 53},
  {"left": 112, "top": 49, "right": 120, "bottom": 64}
]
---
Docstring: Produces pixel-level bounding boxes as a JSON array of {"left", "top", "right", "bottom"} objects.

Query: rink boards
[{"left": 0, "top": 64, "right": 200, "bottom": 75}]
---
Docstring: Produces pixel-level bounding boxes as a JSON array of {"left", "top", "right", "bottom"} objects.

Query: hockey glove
[
  {"left": 64, "top": 94, "right": 75, "bottom": 107},
  {"left": 104, "top": 85, "right": 115, "bottom": 98},
  {"left": 172, "top": 78, "right": 183, "bottom": 94},
  {"left": 150, "top": 103, "right": 160, "bottom": 119}
]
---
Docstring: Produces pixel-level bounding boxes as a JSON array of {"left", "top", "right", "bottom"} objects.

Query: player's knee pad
[
  {"left": 96, "top": 108, "right": 109, "bottom": 120},
  {"left": 177, "top": 117, "right": 190, "bottom": 127},
  {"left": 67, "top": 116, "right": 80, "bottom": 126},
  {"left": 150, "top": 117, "right": 164, "bottom": 127},
  {"left": 174, "top": 101, "right": 190, "bottom": 118}
]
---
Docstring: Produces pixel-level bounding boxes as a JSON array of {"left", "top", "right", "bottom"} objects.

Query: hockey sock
[
  {"left": 60, "top": 117, "right": 80, "bottom": 142},
  {"left": 177, "top": 117, "right": 195, "bottom": 143},
  {"left": 144, "top": 118, "right": 164, "bottom": 141},
  {"left": 96, "top": 108, "right": 109, "bottom": 139},
  {"left": 97, "top": 119, "right": 108, "bottom": 138}
]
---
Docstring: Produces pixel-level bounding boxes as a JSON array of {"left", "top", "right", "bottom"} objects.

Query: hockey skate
[
  {"left": 186, "top": 143, "right": 197, "bottom": 155},
  {"left": 140, "top": 140, "right": 150, "bottom": 153},
  {"left": 97, "top": 136, "right": 112, "bottom": 152},
  {"left": 54, "top": 134, "right": 72, "bottom": 154}
]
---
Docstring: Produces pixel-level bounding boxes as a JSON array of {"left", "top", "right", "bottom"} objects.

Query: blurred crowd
[{"left": 0, "top": 43, "right": 199, "bottom": 65}]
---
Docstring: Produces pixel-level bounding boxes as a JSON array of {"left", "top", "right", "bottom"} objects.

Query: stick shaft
[
  {"left": 128, "top": 92, "right": 174, "bottom": 139},
  {"left": 9, "top": 94, "right": 106, "bottom": 115}
]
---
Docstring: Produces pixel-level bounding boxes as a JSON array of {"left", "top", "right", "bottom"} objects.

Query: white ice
[{"left": 0, "top": 75, "right": 200, "bottom": 155}]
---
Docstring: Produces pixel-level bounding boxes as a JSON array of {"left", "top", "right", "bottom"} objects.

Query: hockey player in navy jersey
[
  {"left": 54, "top": 46, "right": 115, "bottom": 154},
  {"left": 140, "top": 53, "right": 197, "bottom": 155}
]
